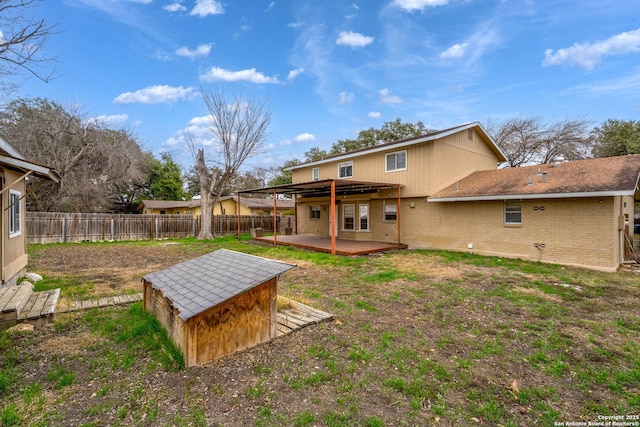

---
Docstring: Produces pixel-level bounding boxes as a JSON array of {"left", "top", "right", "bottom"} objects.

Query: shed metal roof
[{"left": 142, "top": 249, "right": 296, "bottom": 321}]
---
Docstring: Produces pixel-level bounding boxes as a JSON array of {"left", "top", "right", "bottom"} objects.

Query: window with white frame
[
  {"left": 338, "top": 161, "right": 353, "bottom": 178},
  {"left": 9, "top": 190, "right": 21, "bottom": 237},
  {"left": 359, "top": 204, "right": 369, "bottom": 231},
  {"left": 343, "top": 204, "right": 355, "bottom": 230},
  {"left": 504, "top": 200, "right": 522, "bottom": 224},
  {"left": 384, "top": 202, "right": 397, "bottom": 221},
  {"left": 310, "top": 205, "right": 321, "bottom": 220},
  {"left": 312, "top": 167, "right": 320, "bottom": 181},
  {"left": 385, "top": 151, "right": 407, "bottom": 172}
]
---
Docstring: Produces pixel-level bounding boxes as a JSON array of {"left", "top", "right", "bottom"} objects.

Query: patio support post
[
  {"left": 273, "top": 190, "right": 277, "bottom": 246},
  {"left": 331, "top": 180, "right": 336, "bottom": 256},
  {"left": 237, "top": 194, "right": 241, "bottom": 241},
  {"left": 294, "top": 195, "right": 298, "bottom": 234},
  {"left": 397, "top": 184, "right": 401, "bottom": 248}
]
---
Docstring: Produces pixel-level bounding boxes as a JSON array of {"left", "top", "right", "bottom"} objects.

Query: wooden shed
[{"left": 142, "top": 249, "right": 296, "bottom": 367}]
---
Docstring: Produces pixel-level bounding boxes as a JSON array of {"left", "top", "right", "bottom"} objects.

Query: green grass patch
[{"left": 83, "top": 302, "right": 184, "bottom": 371}]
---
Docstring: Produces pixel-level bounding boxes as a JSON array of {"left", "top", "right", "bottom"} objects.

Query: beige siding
[
  {"left": 410, "top": 197, "right": 621, "bottom": 272},
  {"left": 291, "top": 128, "right": 500, "bottom": 197},
  {"left": 2, "top": 169, "right": 27, "bottom": 284}
]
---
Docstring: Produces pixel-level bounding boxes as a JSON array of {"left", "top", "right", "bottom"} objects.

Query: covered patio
[{"left": 237, "top": 179, "right": 407, "bottom": 256}]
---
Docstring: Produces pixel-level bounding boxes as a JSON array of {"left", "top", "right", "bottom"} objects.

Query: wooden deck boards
[
  {"left": 254, "top": 234, "right": 407, "bottom": 256},
  {"left": 276, "top": 297, "right": 334, "bottom": 337}
]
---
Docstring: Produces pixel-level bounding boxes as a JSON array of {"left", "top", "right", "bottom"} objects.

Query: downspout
[{"left": 273, "top": 190, "right": 277, "bottom": 246}]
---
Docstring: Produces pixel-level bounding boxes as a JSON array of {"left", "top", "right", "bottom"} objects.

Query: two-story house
[{"left": 241, "top": 122, "right": 640, "bottom": 272}]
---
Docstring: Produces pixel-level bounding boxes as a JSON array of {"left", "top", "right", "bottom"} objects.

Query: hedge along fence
[{"left": 26, "top": 212, "right": 294, "bottom": 244}]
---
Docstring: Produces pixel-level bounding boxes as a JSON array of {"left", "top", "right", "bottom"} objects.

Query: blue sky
[{"left": 16, "top": 0, "right": 640, "bottom": 171}]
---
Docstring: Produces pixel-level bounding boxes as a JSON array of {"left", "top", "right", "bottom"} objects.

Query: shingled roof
[
  {"left": 428, "top": 154, "right": 640, "bottom": 202},
  {"left": 142, "top": 249, "right": 296, "bottom": 321}
]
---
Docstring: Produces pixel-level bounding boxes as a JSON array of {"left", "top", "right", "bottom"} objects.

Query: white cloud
[
  {"left": 543, "top": 28, "right": 640, "bottom": 70},
  {"left": 176, "top": 43, "right": 212, "bottom": 60},
  {"left": 281, "top": 132, "right": 316, "bottom": 146},
  {"left": 378, "top": 88, "right": 402, "bottom": 104},
  {"left": 392, "top": 0, "right": 449, "bottom": 12},
  {"left": 295, "top": 133, "right": 316, "bottom": 143},
  {"left": 164, "top": 115, "right": 216, "bottom": 148},
  {"left": 440, "top": 42, "right": 468, "bottom": 59},
  {"left": 113, "top": 85, "right": 197, "bottom": 104},
  {"left": 287, "top": 21, "right": 304, "bottom": 28},
  {"left": 190, "top": 0, "right": 224, "bottom": 17},
  {"left": 163, "top": 2, "right": 186, "bottom": 12},
  {"left": 265, "top": 1, "right": 275, "bottom": 12},
  {"left": 86, "top": 114, "right": 129, "bottom": 127},
  {"left": 199, "top": 67, "right": 280, "bottom": 84},
  {"left": 338, "top": 91, "right": 355, "bottom": 104},
  {"left": 336, "top": 31, "right": 374, "bottom": 48},
  {"left": 368, "top": 112, "right": 381, "bottom": 119},
  {"left": 287, "top": 68, "right": 304, "bottom": 81}
]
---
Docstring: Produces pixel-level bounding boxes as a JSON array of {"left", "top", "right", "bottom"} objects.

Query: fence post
[
  {"left": 111, "top": 218, "right": 115, "bottom": 241},
  {"left": 62, "top": 216, "right": 67, "bottom": 243},
  {"left": 155, "top": 217, "right": 159, "bottom": 239}
]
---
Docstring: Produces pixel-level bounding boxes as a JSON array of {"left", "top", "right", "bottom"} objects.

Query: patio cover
[{"left": 237, "top": 179, "right": 402, "bottom": 255}]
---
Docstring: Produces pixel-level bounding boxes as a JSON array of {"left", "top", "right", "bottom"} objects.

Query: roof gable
[
  {"left": 142, "top": 249, "right": 296, "bottom": 321},
  {"left": 428, "top": 154, "right": 640, "bottom": 201},
  {"left": 287, "top": 122, "right": 507, "bottom": 171}
]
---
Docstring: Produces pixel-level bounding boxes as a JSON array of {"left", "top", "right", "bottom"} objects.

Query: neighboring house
[
  {"left": 213, "top": 196, "right": 294, "bottom": 216},
  {"left": 256, "top": 122, "right": 639, "bottom": 272},
  {"left": 0, "top": 138, "right": 60, "bottom": 286},
  {"left": 139, "top": 199, "right": 201, "bottom": 216},
  {"left": 140, "top": 196, "right": 294, "bottom": 217}
]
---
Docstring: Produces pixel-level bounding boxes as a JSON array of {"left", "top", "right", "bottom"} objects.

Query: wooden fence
[{"left": 26, "top": 212, "right": 295, "bottom": 244}]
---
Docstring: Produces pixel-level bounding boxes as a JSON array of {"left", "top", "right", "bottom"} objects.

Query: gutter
[{"left": 427, "top": 190, "right": 636, "bottom": 202}]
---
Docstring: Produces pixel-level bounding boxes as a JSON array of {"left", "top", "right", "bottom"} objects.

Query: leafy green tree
[
  {"left": 591, "top": 119, "right": 640, "bottom": 158},
  {"left": 148, "top": 152, "right": 185, "bottom": 200},
  {"left": 329, "top": 118, "right": 430, "bottom": 154}
]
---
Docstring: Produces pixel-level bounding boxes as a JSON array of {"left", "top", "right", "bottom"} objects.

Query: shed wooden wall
[
  {"left": 143, "top": 277, "right": 278, "bottom": 368},
  {"left": 186, "top": 278, "right": 277, "bottom": 367},
  {"left": 143, "top": 281, "right": 187, "bottom": 358}
]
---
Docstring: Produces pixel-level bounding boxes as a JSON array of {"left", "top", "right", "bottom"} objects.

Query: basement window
[{"left": 504, "top": 200, "right": 522, "bottom": 224}]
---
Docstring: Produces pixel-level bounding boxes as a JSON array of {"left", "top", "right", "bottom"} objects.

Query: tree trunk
[{"left": 197, "top": 149, "right": 215, "bottom": 240}]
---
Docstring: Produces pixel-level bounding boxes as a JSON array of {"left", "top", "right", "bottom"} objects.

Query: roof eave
[
  {"left": 0, "top": 154, "right": 61, "bottom": 183},
  {"left": 427, "top": 190, "right": 635, "bottom": 202}
]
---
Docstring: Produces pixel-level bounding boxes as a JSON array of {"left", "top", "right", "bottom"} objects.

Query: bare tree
[
  {"left": 0, "top": 98, "right": 146, "bottom": 212},
  {"left": 190, "top": 90, "right": 271, "bottom": 239},
  {"left": 0, "top": 0, "right": 56, "bottom": 96},
  {"left": 486, "top": 116, "right": 592, "bottom": 167}
]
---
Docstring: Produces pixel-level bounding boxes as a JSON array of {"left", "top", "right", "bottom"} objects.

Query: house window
[
  {"left": 384, "top": 202, "right": 397, "bottom": 221},
  {"left": 467, "top": 129, "right": 473, "bottom": 140},
  {"left": 505, "top": 200, "right": 522, "bottom": 224},
  {"left": 159, "top": 210, "right": 166, "bottom": 215},
  {"left": 386, "top": 151, "right": 407, "bottom": 172},
  {"left": 310, "top": 205, "right": 321, "bottom": 220},
  {"left": 343, "top": 204, "right": 355, "bottom": 230},
  {"left": 9, "top": 190, "right": 21, "bottom": 238},
  {"left": 338, "top": 161, "right": 353, "bottom": 178},
  {"left": 359, "top": 204, "right": 369, "bottom": 231},
  {"left": 312, "top": 167, "right": 320, "bottom": 181}
]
